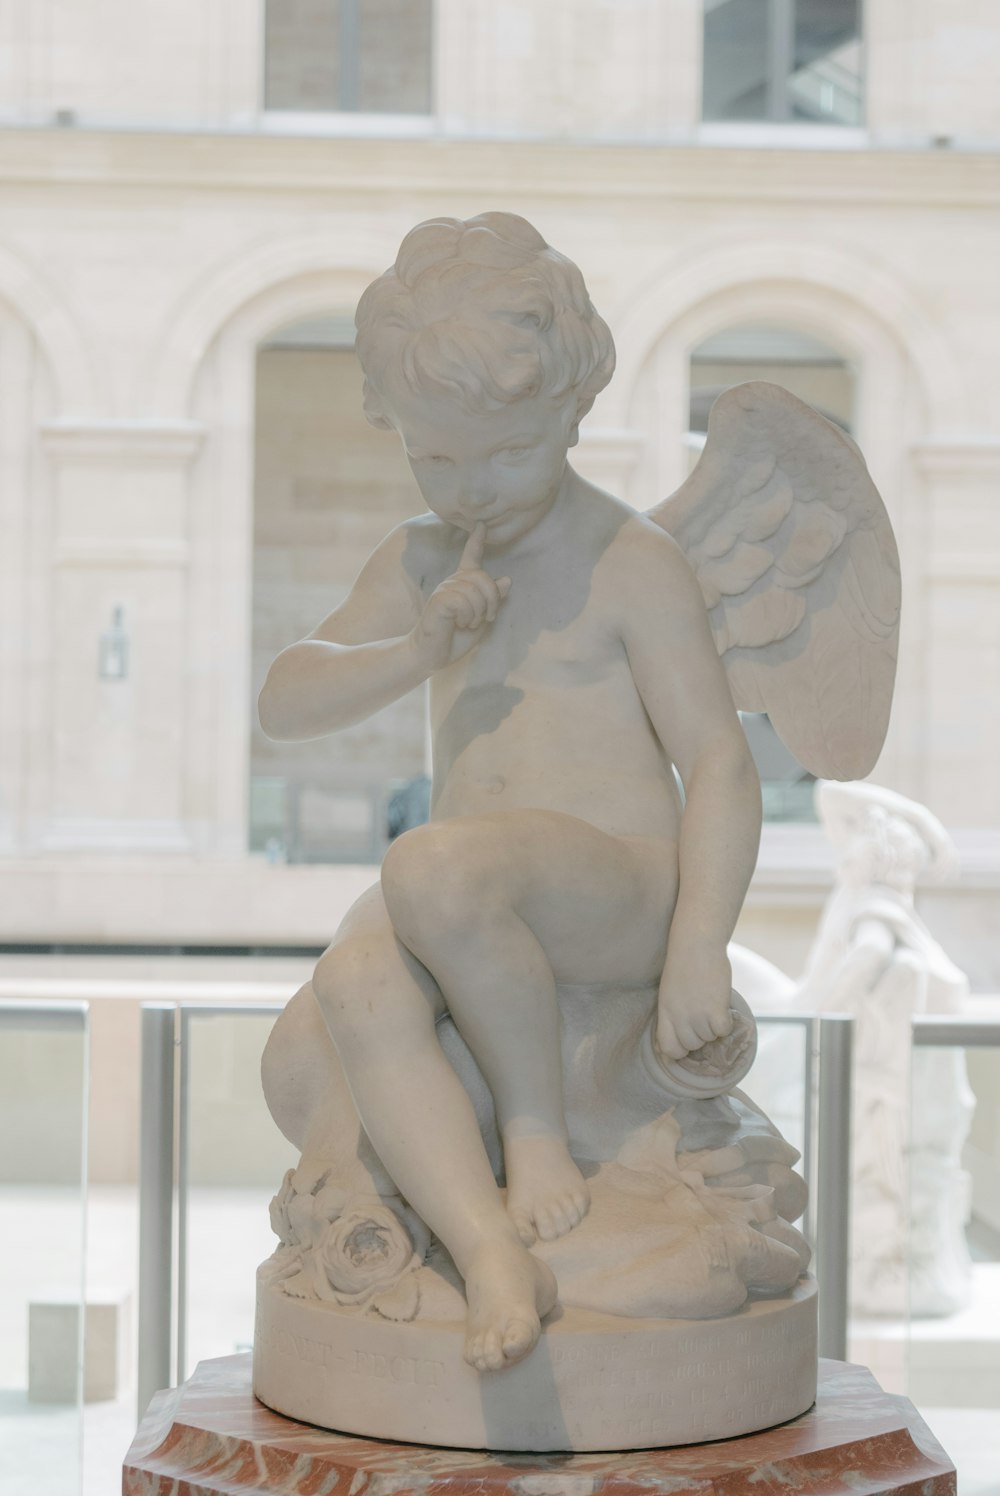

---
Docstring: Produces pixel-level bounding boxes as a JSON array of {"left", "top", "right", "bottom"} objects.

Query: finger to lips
[
  {"left": 472, "top": 570, "right": 512, "bottom": 622},
  {"left": 452, "top": 596, "right": 478, "bottom": 630},
  {"left": 490, "top": 574, "right": 513, "bottom": 615},
  {"left": 438, "top": 592, "right": 474, "bottom": 629},
  {"left": 454, "top": 567, "right": 511, "bottom": 624},
  {"left": 449, "top": 579, "right": 489, "bottom": 629},
  {"left": 465, "top": 571, "right": 503, "bottom": 621},
  {"left": 460, "top": 522, "right": 487, "bottom": 571}
]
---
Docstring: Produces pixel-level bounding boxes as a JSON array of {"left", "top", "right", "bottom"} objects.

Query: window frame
[
  {"left": 259, "top": 0, "right": 437, "bottom": 129},
  {"left": 700, "top": 0, "right": 865, "bottom": 132}
]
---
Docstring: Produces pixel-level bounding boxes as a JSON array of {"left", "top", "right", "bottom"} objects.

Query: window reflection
[{"left": 703, "top": 0, "right": 863, "bottom": 125}]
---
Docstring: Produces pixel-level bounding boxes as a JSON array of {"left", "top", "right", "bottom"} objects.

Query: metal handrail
[
  {"left": 0, "top": 998, "right": 88, "bottom": 1030},
  {"left": 912, "top": 1015, "right": 1000, "bottom": 1047}
]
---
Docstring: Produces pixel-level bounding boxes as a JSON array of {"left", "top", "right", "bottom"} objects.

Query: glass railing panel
[
  {"left": 153, "top": 1004, "right": 852, "bottom": 1389},
  {"left": 0, "top": 1002, "right": 88, "bottom": 1496},
  {"left": 740, "top": 1013, "right": 812, "bottom": 1183},
  {"left": 178, "top": 1006, "right": 295, "bottom": 1382},
  {"left": 907, "top": 1018, "right": 1000, "bottom": 1493},
  {"left": 744, "top": 1013, "right": 854, "bottom": 1359}
]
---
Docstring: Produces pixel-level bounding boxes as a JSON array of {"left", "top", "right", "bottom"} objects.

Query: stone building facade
[{"left": 1, "top": 0, "right": 999, "bottom": 981}]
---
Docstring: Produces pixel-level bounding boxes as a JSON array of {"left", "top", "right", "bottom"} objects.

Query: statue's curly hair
[{"left": 354, "top": 212, "right": 615, "bottom": 430}]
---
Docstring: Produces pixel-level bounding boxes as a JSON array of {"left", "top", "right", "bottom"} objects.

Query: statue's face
[{"left": 388, "top": 390, "right": 578, "bottom": 548}]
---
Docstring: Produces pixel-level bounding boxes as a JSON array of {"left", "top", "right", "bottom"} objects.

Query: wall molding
[
  {"left": 53, "top": 539, "right": 191, "bottom": 568},
  {"left": 34, "top": 818, "right": 194, "bottom": 854},
  {"left": 41, "top": 419, "right": 207, "bottom": 464},
  {"left": 913, "top": 438, "right": 1000, "bottom": 474}
]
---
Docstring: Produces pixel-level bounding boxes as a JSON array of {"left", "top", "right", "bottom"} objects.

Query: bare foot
[
  {"left": 463, "top": 1236, "right": 558, "bottom": 1373},
  {"left": 504, "top": 1133, "right": 591, "bottom": 1245}
]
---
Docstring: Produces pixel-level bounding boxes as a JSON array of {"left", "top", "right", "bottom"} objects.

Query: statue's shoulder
[
  {"left": 587, "top": 502, "right": 708, "bottom": 644},
  {"left": 598, "top": 501, "right": 692, "bottom": 582}
]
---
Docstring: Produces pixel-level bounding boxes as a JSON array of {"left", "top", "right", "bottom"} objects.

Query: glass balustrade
[
  {"left": 905, "top": 1015, "right": 1000, "bottom": 1495},
  {"left": 0, "top": 1002, "right": 88, "bottom": 1496}
]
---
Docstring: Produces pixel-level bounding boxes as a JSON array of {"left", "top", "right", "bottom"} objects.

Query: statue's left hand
[{"left": 655, "top": 945, "right": 735, "bottom": 1061}]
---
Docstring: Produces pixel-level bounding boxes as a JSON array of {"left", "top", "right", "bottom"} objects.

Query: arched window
[
  {"left": 249, "top": 317, "right": 429, "bottom": 863},
  {"left": 689, "top": 323, "right": 853, "bottom": 435},
  {"left": 689, "top": 323, "right": 855, "bottom": 821}
]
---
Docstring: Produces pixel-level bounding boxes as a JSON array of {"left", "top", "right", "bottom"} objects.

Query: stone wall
[
  {"left": 2, "top": 2, "right": 998, "bottom": 148},
  {"left": 0, "top": 2, "right": 998, "bottom": 981}
]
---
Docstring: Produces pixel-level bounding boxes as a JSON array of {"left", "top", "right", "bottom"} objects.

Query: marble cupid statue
[{"left": 255, "top": 214, "right": 900, "bottom": 1430}]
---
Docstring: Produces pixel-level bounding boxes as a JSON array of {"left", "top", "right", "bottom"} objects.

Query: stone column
[
  {"left": 914, "top": 440, "right": 1000, "bottom": 829},
  {"left": 33, "top": 420, "right": 204, "bottom": 852},
  {"left": 0, "top": 312, "right": 39, "bottom": 854}
]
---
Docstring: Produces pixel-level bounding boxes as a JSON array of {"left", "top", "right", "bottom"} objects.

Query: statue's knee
[
  {"left": 381, "top": 824, "right": 443, "bottom": 906},
  {"left": 382, "top": 823, "right": 489, "bottom": 941}
]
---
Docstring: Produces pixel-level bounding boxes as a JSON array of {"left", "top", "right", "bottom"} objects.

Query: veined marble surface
[{"left": 124, "top": 1354, "right": 956, "bottom": 1495}]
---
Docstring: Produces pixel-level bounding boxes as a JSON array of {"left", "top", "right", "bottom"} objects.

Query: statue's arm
[
  {"left": 258, "top": 523, "right": 428, "bottom": 742},
  {"left": 618, "top": 524, "right": 762, "bottom": 1057}
]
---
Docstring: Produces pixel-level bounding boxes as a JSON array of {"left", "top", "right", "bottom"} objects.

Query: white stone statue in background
[
  {"left": 252, "top": 213, "right": 900, "bottom": 1448},
  {"left": 739, "top": 781, "right": 975, "bottom": 1319}
]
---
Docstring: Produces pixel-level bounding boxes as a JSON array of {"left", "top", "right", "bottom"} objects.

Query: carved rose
[
  {"left": 268, "top": 1169, "right": 297, "bottom": 1246},
  {"left": 268, "top": 1168, "right": 348, "bottom": 1249},
  {"left": 314, "top": 1198, "right": 419, "bottom": 1304},
  {"left": 287, "top": 1181, "right": 348, "bottom": 1249}
]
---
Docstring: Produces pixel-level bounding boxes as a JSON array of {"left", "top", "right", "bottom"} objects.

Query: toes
[
  {"left": 509, "top": 1206, "right": 537, "bottom": 1246},
  {"left": 563, "top": 1192, "right": 584, "bottom": 1228},
  {"left": 466, "top": 1318, "right": 538, "bottom": 1372},
  {"left": 533, "top": 1192, "right": 588, "bottom": 1241},
  {"left": 549, "top": 1202, "right": 572, "bottom": 1238},
  {"left": 535, "top": 1205, "right": 558, "bottom": 1241},
  {"left": 502, "top": 1317, "right": 536, "bottom": 1362},
  {"left": 468, "top": 1326, "right": 520, "bottom": 1373},
  {"left": 482, "top": 1329, "right": 504, "bottom": 1371}
]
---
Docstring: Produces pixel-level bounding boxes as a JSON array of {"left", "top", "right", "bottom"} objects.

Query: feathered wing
[{"left": 648, "top": 382, "right": 900, "bottom": 780}]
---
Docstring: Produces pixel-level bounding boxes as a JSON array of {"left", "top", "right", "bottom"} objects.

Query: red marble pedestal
[{"left": 123, "top": 1354, "right": 956, "bottom": 1496}]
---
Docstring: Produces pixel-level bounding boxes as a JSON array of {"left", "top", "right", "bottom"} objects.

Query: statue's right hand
[{"left": 409, "top": 523, "right": 512, "bottom": 670}]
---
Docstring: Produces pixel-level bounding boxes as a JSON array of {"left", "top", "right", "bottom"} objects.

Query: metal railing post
[
  {"left": 814, "top": 1014, "right": 853, "bottom": 1360},
  {"left": 138, "top": 1004, "right": 177, "bottom": 1416},
  {"left": 177, "top": 1008, "right": 191, "bottom": 1385}
]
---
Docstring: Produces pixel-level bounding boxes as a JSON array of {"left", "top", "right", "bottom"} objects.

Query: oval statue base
[{"left": 253, "top": 1273, "right": 817, "bottom": 1451}]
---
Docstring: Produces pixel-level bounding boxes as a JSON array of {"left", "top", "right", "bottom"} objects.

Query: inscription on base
[{"left": 259, "top": 1327, "right": 444, "bottom": 1388}]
